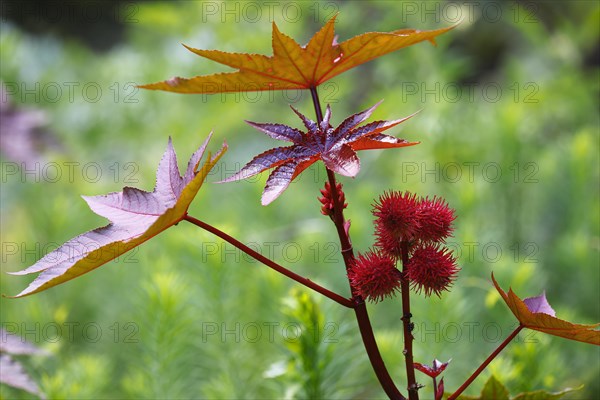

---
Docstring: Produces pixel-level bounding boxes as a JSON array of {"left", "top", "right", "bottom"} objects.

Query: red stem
[
  {"left": 183, "top": 214, "right": 354, "bottom": 308},
  {"left": 400, "top": 242, "right": 419, "bottom": 400},
  {"left": 311, "top": 87, "right": 406, "bottom": 400},
  {"left": 310, "top": 85, "right": 324, "bottom": 123},
  {"left": 447, "top": 324, "right": 524, "bottom": 400}
]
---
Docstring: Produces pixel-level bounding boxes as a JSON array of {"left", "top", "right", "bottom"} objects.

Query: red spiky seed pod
[
  {"left": 348, "top": 250, "right": 401, "bottom": 303},
  {"left": 406, "top": 244, "right": 459, "bottom": 297},
  {"left": 415, "top": 196, "right": 455, "bottom": 244},
  {"left": 318, "top": 181, "right": 347, "bottom": 216},
  {"left": 372, "top": 191, "right": 421, "bottom": 258}
]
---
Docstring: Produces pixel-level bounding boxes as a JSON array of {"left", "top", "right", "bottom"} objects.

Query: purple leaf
[
  {"left": 8, "top": 136, "right": 226, "bottom": 297},
  {"left": 0, "top": 82, "right": 60, "bottom": 170},
  {"left": 0, "top": 329, "right": 48, "bottom": 399},
  {"left": 290, "top": 105, "right": 317, "bottom": 132},
  {"left": 523, "top": 292, "right": 556, "bottom": 317},
  {"left": 330, "top": 100, "right": 382, "bottom": 144},
  {"left": 0, "top": 355, "right": 45, "bottom": 398},
  {"left": 0, "top": 329, "right": 48, "bottom": 356},
  {"left": 322, "top": 143, "right": 360, "bottom": 177},
  {"left": 351, "top": 134, "right": 416, "bottom": 151},
  {"left": 346, "top": 111, "right": 420, "bottom": 143},
  {"left": 320, "top": 104, "right": 332, "bottom": 131},
  {"left": 262, "top": 161, "right": 300, "bottom": 205},
  {"left": 223, "top": 102, "right": 418, "bottom": 204},
  {"left": 244, "top": 121, "right": 304, "bottom": 143},
  {"left": 218, "top": 146, "right": 311, "bottom": 182}
]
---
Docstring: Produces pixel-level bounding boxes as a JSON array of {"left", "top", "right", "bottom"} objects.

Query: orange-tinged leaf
[
  {"left": 492, "top": 274, "right": 600, "bottom": 345},
  {"left": 140, "top": 15, "right": 456, "bottom": 94},
  {"left": 7, "top": 136, "right": 227, "bottom": 298}
]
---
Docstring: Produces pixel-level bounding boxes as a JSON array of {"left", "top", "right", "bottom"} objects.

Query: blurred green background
[{"left": 1, "top": 1, "right": 598, "bottom": 399}]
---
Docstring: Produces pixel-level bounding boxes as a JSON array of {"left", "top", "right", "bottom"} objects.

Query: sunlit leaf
[
  {"left": 140, "top": 14, "right": 455, "bottom": 94},
  {"left": 492, "top": 274, "right": 600, "bottom": 345},
  {"left": 7, "top": 136, "right": 226, "bottom": 297},
  {"left": 220, "top": 102, "right": 418, "bottom": 205}
]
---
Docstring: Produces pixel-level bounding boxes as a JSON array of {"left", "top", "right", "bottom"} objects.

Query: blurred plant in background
[{"left": 1, "top": 1, "right": 598, "bottom": 399}]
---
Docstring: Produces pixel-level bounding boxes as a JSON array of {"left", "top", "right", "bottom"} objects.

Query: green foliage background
[{"left": 1, "top": 1, "right": 598, "bottom": 399}]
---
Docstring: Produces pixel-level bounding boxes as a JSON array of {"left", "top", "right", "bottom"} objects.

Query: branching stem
[
  {"left": 310, "top": 86, "right": 406, "bottom": 400},
  {"left": 400, "top": 241, "right": 419, "bottom": 400},
  {"left": 183, "top": 214, "right": 353, "bottom": 308}
]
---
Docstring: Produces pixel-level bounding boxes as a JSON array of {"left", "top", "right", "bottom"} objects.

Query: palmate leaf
[
  {"left": 139, "top": 14, "right": 455, "bottom": 94},
  {"left": 7, "top": 136, "right": 227, "bottom": 297},
  {"left": 0, "top": 329, "right": 48, "bottom": 399},
  {"left": 219, "top": 101, "right": 418, "bottom": 205},
  {"left": 0, "top": 355, "right": 44, "bottom": 398},
  {"left": 492, "top": 274, "right": 600, "bottom": 345}
]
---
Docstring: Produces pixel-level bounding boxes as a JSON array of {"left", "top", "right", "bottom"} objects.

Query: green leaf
[
  {"left": 480, "top": 375, "right": 510, "bottom": 400},
  {"left": 512, "top": 385, "right": 583, "bottom": 399},
  {"left": 453, "top": 376, "right": 583, "bottom": 400}
]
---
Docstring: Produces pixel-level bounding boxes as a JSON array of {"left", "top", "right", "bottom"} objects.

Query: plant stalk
[
  {"left": 400, "top": 241, "right": 419, "bottom": 400},
  {"left": 310, "top": 85, "right": 324, "bottom": 123},
  {"left": 183, "top": 214, "right": 353, "bottom": 308},
  {"left": 448, "top": 324, "right": 524, "bottom": 400},
  {"left": 310, "top": 87, "right": 406, "bottom": 400}
]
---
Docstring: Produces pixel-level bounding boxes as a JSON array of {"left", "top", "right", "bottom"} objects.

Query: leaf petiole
[
  {"left": 183, "top": 214, "right": 354, "bottom": 308},
  {"left": 448, "top": 324, "right": 524, "bottom": 400}
]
